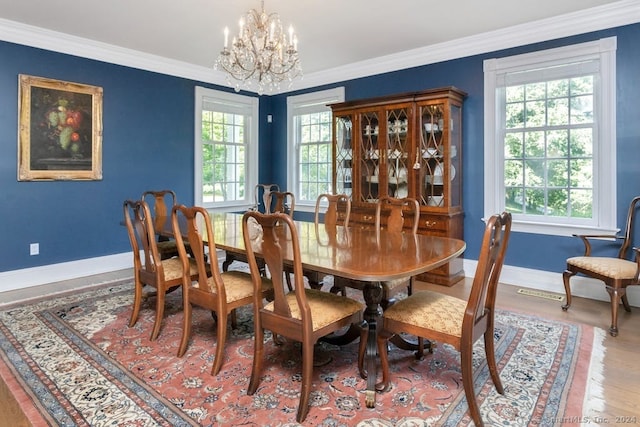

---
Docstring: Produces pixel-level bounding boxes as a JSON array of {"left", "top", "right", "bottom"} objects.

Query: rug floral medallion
[{"left": 0, "top": 279, "right": 603, "bottom": 426}]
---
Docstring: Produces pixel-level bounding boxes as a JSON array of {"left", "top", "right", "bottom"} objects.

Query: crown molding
[{"left": 1, "top": 1, "right": 639, "bottom": 95}]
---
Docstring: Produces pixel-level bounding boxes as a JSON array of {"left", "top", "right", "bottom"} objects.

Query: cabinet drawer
[{"left": 419, "top": 215, "right": 449, "bottom": 233}]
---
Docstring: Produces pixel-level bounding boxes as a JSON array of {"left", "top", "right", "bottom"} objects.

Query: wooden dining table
[{"left": 162, "top": 211, "right": 466, "bottom": 407}]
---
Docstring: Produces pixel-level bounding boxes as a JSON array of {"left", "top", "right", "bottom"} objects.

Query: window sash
[
  {"left": 483, "top": 37, "right": 617, "bottom": 236},
  {"left": 195, "top": 87, "right": 258, "bottom": 210},
  {"left": 287, "top": 87, "right": 345, "bottom": 210}
]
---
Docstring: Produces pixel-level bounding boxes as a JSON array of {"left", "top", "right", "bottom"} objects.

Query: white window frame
[
  {"left": 483, "top": 37, "right": 617, "bottom": 236},
  {"left": 287, "top": 87, "right": 345, "bottom": 212},
  {"left": 194, "top": 86, "right": 259, "bottom": 211}
]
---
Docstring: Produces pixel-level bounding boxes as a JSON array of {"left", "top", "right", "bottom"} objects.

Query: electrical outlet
[{"left": 30, "top": 243, "right": 39, "bottom": 256}]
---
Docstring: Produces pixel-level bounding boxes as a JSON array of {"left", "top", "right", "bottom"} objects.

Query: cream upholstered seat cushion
[
  {"left": 160, "top": 257, "right": 198, "bottom": 281},
  {"left": 263, "top": 288, "right": 363, "bottom": 330},
  {"left": 567, "top": 256, "right": 638, "bottom": 279},
  {"left": 194, "top": 271, "right": 273, "bottom": 303},
  {"left": 383, "top": 290, "right": 466, "bottom": 337}
]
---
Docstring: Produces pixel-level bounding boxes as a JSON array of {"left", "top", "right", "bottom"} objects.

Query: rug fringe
[{"left": 582, "top": 327, "right": 606, "bottom": 420}]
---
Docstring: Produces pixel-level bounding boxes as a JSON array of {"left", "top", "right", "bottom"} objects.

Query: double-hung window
[
  {"left": 287, "top": 87, "right": 345, "bottom": 210},
  {"left": 484, "top": 37, "right": 617, "bottom": 236},
  {"left": 195, "top": 87, "right": 258, "bottom": 210}
]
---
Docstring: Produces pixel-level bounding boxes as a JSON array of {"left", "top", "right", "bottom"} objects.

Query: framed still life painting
[{"left": 18, "top": 74, "right": 103, "bottom": 181}]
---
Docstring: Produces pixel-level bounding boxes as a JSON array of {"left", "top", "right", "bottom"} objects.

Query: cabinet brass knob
[
  {"left": 364, "top": 215, "right": 373, "bottom": 221},
  {"left": 424, "top": 220, "right": 437, "bottom": 228}
]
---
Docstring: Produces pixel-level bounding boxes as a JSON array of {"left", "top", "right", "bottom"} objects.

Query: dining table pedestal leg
[{"left": 362, "top": 281, "right": 383, "bottom": 408}]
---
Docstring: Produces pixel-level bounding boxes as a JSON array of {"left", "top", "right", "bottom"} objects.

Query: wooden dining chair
[
  {"left": 376, "top": 196, "right": 420, "bottom": 307},
  {"left": 253, "top": 183, "right": 280, "bottom": 212},
  {"left": 562, "top": 195, "right": 640, "bottom": 336},
  {"left": 242, "top": 211, "right": 366, "bottom": 423},
  {"left": 122, "top": 199, "right": 200, "bottom": 341},
  {"left": 222, "top": 184, "right": 282, "bottom": 273},
  {"left": 141, "top": 189, "right": 181, "bottom": 260},
  {"left": 268, "top": 191, "right": 295, "bottom": 216},
  {"left": 373, "top": 212, "right": 512, "bottom": 427},
  {"left": 292, "top": 193, "right": 352, "bottom": 291},
  {"left": 171, "top": 205, "right": 273, "bottom": 375},
  {"left": 314, "top": 193, "right": 351, "bottom": 229}
]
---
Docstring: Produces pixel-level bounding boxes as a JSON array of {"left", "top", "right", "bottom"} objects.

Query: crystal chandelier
[{"left": 214, "top": 1, "right": 302, "bottom": 95}]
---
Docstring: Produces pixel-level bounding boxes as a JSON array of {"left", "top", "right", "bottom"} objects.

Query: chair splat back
[
  {"left": 142, "top": 189, "right": 176, "bottom": 232},
  {"left": 254, "top": 183, "right": 280, "bottom": 212},
  {"left": 315, "top": 193, "right": 351, "bottom": 229},
  {"left": 124, "top": 200, "right": 164, "bottom": 276},
  {"left": 465, "top": 212, "right": 512, "bottom": 336},
  {"left": 269, "top": 191, "right": 295, "bottom": 216},
  {"left": 375, "top": 196, "right": 420, "bottom": 234},
  {"left": 171, "top": 205, "right": 217, "bottom": 293},
  {"left": 617, "top": 195, "right": 640, "bottom": 259}
]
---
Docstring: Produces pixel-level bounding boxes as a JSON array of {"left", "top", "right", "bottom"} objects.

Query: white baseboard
[
  {"left": 0, "top": 252, "right": 133, "bottom": 293},
  {"left": 1, "top": 253, "right": 638, "bottom": 308}
]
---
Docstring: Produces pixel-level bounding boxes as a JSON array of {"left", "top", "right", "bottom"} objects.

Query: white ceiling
[{"left": 0, "top": 0, "right": 638, "bottom": 92}]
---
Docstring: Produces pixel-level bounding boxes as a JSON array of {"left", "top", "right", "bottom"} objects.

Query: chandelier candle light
[{"left": 215, "top": 1, "right": 302, "bottom": 94}]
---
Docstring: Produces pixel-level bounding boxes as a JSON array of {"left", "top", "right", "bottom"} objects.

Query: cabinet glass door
[
  {"left": 334, "top": 115, "right": 353, "bottom": 196},
  {"left": 386, "top": 107, "right": 410, "bottom": 199},
  {"left": 359, "top": 111, "right": 380, "bottom": 202},
  {"left": 448, "top": 103, "right": 462, "bottom": 207},
  {"left": 419, "top": 103, "right": 447, "bottom": 207}
]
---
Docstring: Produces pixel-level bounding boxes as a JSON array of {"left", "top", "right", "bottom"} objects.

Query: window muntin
[
  {"left": 195, "top": 87, "right": 258, "bottom": 209},
  {"left": 484, "top": 37, "right": 617, "bottom": 236}
]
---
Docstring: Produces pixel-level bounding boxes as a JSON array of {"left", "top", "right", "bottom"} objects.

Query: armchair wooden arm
[{"left": 572, "top": 233, "right": 623, "bottom": 256}]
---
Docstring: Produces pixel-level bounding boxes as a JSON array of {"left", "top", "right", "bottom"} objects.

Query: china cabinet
[{"left": 331, "top": 87, "right": 466, "bottom": 286}]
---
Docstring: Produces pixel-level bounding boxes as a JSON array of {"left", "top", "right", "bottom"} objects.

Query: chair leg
[
  {"left": 247, "top": 326, "right": 264, "bottom": 395},
  {"left": 177, "top": 302, "right": 193, "bottom": 357},
  {"left": 230, "top": 309, "right": 238, "bottom": 329},
  {"left": 460, "top": 346, "right": 484, "bottom": 427},
  {"left": 211, "top": 309, "right": 227, "bottom": 375},
  {"left": 621, "top": 291, "right": 632, "bottom": 312},
  {"left": 484, "top": 329, "right": 504, "bottom": 394},
  {"left": 561, "top": 269, "right": 576, "bottom": 311},
  {"left": 296, "top": 339, "right": 314, "bottom": 423},
  {"left": 128, "top": 279, "right": 143, "bottom": 327},
  {"left": 605, "top": 286, "right": 621, "bottom": 337},
  {"left": 150, "top": 286, "right": 165, "bottom": 341}
]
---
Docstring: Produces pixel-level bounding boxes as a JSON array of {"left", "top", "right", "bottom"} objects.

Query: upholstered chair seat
[
  {"left": 566, "top": 257, "right": 637, "bottom": 279},
  {"left": 382, "top": 290, "right": 467, "bottom": 337}
]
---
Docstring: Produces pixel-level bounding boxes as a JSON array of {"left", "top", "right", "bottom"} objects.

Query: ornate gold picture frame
[{"left": 18, "top": 75, "right": 103, "bottom": 181}]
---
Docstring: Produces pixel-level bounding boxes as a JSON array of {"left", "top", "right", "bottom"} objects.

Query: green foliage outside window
[
  {"left": 504, "top": 76, "right": 594, "bottom": 219},
  {"left": 201, "top": 111, "right": 246, "bottom": 202}
]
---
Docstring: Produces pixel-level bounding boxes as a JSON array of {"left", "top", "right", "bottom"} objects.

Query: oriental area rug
[{"left": 0, "top": 278, "right": 604, "bottom": 426}]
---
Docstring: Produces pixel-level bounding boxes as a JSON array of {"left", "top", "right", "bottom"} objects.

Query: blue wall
[{"left": 1, "top": 23, "right": 639, "bottom": 276}]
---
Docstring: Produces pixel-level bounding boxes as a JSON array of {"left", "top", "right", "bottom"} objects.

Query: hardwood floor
[{"left": 1, "top": 275, "right": 638, "bottom": 426}]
